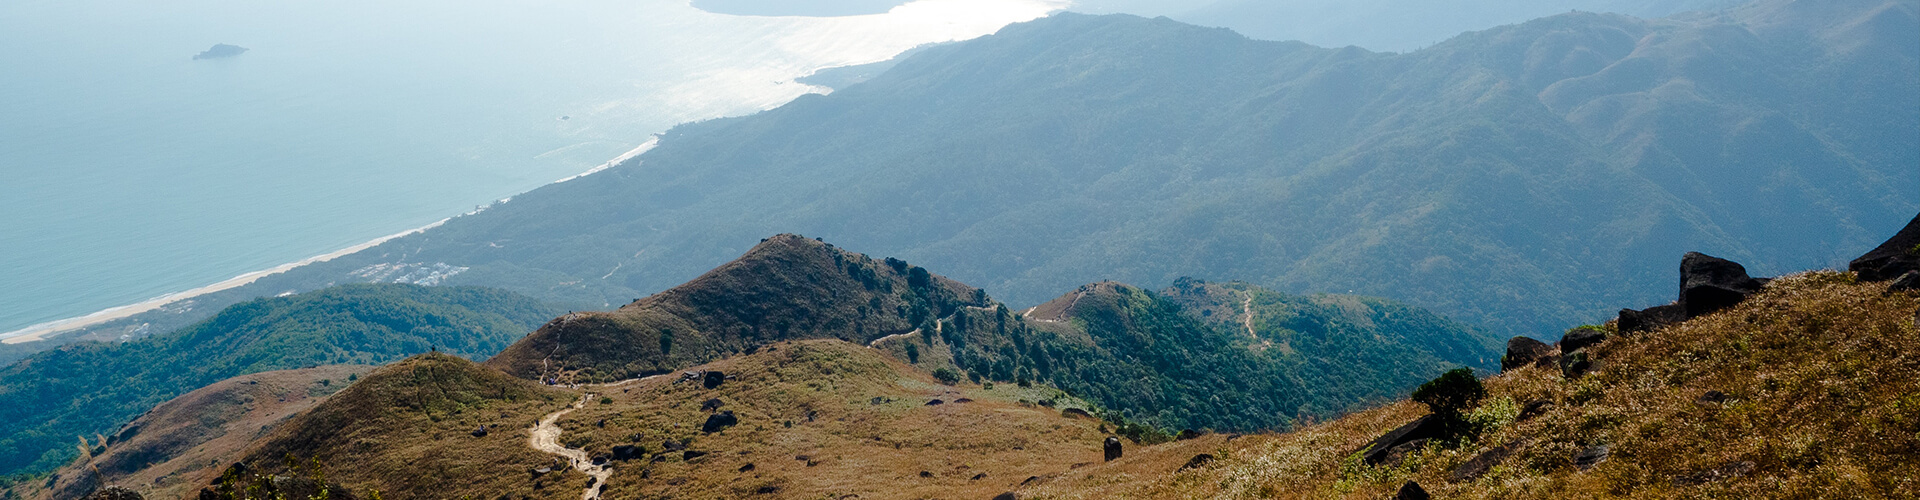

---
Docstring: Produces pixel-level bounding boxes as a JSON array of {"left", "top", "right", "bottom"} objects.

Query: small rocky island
[{"left": 192, "top": 44, "right": 248, "bottom": 60}]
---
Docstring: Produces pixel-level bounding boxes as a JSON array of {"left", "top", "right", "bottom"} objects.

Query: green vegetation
[
  {"left": 1411, "top": 368, "right": 1485, "bottom": 419},
  {"left": 0, "top": 284, "right": 559, "bottom": 477},
  {"left": 1022, "top": 271, "right": 1920, "bottom": 498},
  {"left": 934, "top": 281, "right": 1498, "bottom": 434}
]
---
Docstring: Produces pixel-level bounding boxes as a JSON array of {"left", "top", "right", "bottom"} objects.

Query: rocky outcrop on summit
[
  {"left": 1679, "top": 252, "right": 1769, "bottom": 318},
  {"left": 485, "top": 234, "right": 982, "bottom": 381},
  {"left": 1851, "top": 213, "right": 1920, "bottom": 283},
  {"left": 1618, "top": 252, "right": 1771, "bottom": 333}
]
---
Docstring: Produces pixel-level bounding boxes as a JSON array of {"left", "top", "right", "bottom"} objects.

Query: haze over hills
[
  {"left": 22, "top": 0, "right": 1911, "bottom": 360},
  {"left": 0, "top": 284, "right": 559, "bottom": 477}
]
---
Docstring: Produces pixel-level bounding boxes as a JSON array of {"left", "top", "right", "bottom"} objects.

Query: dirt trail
[
  {"left": 530, "top": 393, "right": 613, "bottom": 500},
  {"left": 1241, "top": 294, "right": 1257, "bottom": 339}
]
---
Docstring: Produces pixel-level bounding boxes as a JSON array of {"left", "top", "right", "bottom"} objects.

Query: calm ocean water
[{"left": 0, "top": 0, "right": 1063, "bottom": 335}]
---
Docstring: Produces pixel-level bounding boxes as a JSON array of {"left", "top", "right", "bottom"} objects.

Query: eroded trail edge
[{"left": 530, "top": 393, "right": 613, "bottom": 500}]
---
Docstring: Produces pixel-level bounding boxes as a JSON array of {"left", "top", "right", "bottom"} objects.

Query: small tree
[
  {"left": 1412, "top": 368, "right": 1486, "bottom": 419},
  {"left": 932, "top": 368, "right": 961, "bottom": 385}
]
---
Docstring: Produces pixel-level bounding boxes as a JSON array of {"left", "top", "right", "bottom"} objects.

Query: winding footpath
[{"left": 530, "top": 393, "right": 614, "bottom": 500}]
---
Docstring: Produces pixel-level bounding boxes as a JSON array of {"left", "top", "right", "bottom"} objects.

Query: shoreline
[
  {"left": 0, "top": 219, "right": 449, "bottom": 345},
  {"left": 0, "top": 137, "right": 665, "bottom": 346}
]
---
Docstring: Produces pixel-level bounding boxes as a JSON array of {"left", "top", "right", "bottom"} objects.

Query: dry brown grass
[
  {"left": 15, "top": 365, "right": 374, "bottom": 500},
  {"left": 554, "top": 339, "right": 1126, "bottom": 499},
  {"left": 1021, "top": 272, "right": 1920, "bottom": 499}
]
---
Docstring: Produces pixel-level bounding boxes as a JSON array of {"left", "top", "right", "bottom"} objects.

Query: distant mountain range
[{"left": 28, "top": 0, "right": 1913, "bottom": 363}]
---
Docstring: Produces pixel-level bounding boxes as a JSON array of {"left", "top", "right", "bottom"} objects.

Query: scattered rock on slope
[{"left": 702, "top": 411, "right": 738, "bottom": 433}]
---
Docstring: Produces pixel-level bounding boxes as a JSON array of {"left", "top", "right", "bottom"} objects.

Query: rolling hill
[
  {"left": 43, "top": 0, "right": 1911, "bottom": 358},
  {"left": 0, "top": 284, "right": 559, "bottom": 478},
  {"left": 485, "top": 234, "right": 1499, "bottom": 435}
]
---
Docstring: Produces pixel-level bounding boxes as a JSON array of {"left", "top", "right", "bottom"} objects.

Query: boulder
[
  {"left": 926, "top": 399, "right": 945, "bottom": 406},
  {"left": 703, "top": 371, "right": 727, "bottom": 389},
  {"left": 683, "top": 450, "right": 708, "bottom": 461},
  {"left": 993, "top": 493, "right": 1018, "bottom": 500},
  {"left": 701, "top": 398, "right": 725, "bottom": 412},
  {"left": 1561, "top": 350, "right": 1596, "bottom": 379},
  {"left": 612, "top": 445, "right": 646, "bottom": 461},
  {"left": 702, "top": 411, "right": 739, "bottom": 433},
  {"left": 1574, "top": 444, "right": 1610, "bottom": 470},
  {"left": 739, "top": 463, "right": 756, "bottom": 473},
  {"left": 1179, "top": 453, "right": 1215, "bottom": 471},
  {"left": 919, "top": 471, "right": 935, "bottom": 478},
  {"left": 1850, "top": 213, "right": 1920, "bottom": 282},
  {"left": 83, "top": 487, "right": 144, "bottom": 500},
  {"left": 1558, "top": 327, "right": 1607, "bottom": 354},
  {"left": 1617, "top": 304, "right": 1686, "bottom": 334},
  {"left": 1356, "top": 415, "right": 1447, "bottom": 466},
  {"left": 1680, "top": 252, "right": 1766, "bottom": 318},
  {"left": 663, "top": 439, "right": 687, "bottom": 451},
  {"left": 470, "top": 425, "right": 488, "bottom": 438},
  {"left": 1393, "top": 481, "right": 1430, "bottom": 500},
  {"left": 1103, "top": 437, "right": 1123, "bottom": 461},
  {"left": 1450, "top": 440, "right": 1525, "bottom": 482},
  {"left": 1501, "top": 336, "right": 1557, "bottom": 372}
]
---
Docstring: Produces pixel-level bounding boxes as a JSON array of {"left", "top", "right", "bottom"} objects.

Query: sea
[{"left": 0, "top": 0, "right": 1067, "bottom": 336}]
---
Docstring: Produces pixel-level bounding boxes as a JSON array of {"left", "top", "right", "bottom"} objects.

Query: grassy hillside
[
  {"left": 234, "top": 353, "right": 572, "bottom": 499},
  {"left": 484, "top": 234, "right": 985, "bottom": 382},
  {"left": 21, "top": 365, "right": 374, "bottom": 500},
  {"left": 550, "top": 340, "right": 1121, "bottom": 499},
  {"left": 0, "top": 284, "right": 559, "bottom": 477},
  {"left": 493, "top": 235, "right": 1497, "bottom": 438},
  {"left": 1014, "top": 271, "right": 1919, "bottom": 498}
]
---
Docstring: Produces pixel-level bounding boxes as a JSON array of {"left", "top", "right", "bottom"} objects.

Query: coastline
[
  {"left": 0, "top": 219, "right": 450, "bottom": 345},
  {"left": 0, "top": 136, "right": 665, "bottom": 346}
]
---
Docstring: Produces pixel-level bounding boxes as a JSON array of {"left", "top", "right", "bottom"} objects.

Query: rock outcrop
[
  {"left": 1500, "top": 337, "right": 1557, "bottom": 372},
  {"left": 1618, "top": 252, "right": 1770, "bottom": 333},
  {"left": 1850, "top": 213, "right": 1920, "bottom": 282},
  {"left": 1680, "top": 252, "right": 1768, "bottom": 318},
  {"left": 1617, "top": 304, "right": 1685, "bottom": 334},
  {"left": 1358, "top": 415, "right": 1447, "bottom": 465}
]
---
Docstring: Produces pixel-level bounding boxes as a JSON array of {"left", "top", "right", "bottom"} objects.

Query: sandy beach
[{"left": 0, "top": 219, "right": 448, "bottom": 345}]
